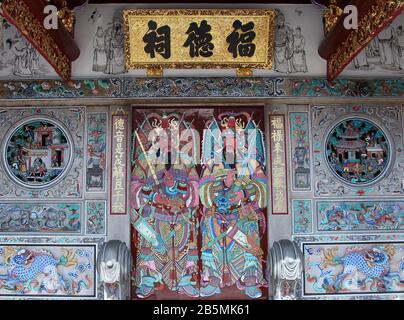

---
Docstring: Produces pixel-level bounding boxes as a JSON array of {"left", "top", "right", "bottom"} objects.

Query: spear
[{"left": 134, "top": 130, "right": 160, "bottom": 186}]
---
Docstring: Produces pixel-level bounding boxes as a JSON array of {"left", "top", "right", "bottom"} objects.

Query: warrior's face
[{"left": 163, "top": 171, "right": 175, "bottom": 188}]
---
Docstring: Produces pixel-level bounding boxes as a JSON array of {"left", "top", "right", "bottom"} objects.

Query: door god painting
[
  {"left": 326, "top": 118, "right": 390, "bottom": 185},
  {"left": 4, "top": 120, "right": 71, "bottom": 188},
  {"left": 199, "top": 112, "right": 268, "bottom": 299},
  {"left": 130, "top": 108, "right": 268, "bottom": 299},
  {"left": 131, "top": 111, "right": 200, "bottom": 299}
]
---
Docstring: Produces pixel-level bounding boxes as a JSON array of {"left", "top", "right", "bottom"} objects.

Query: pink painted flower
[{"left": 41, "top": 82, "right": 51, "bottom": 91}]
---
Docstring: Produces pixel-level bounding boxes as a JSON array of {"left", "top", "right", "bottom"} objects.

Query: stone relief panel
[
  {"left": 0, "top": 107, "right": 85, "bottom": 199},
  {"left": 273, "top": 9, "right": 310, "bottom": 74},
  {"left": 85, "top": 201, "right": 106, "bottom": 235},
  {"left": 4, "top": 119, "right": 72, "bottom": 189},
  {"left": 325, "top": 118, "right": 390, "bottom": 185},
  {"left": 342, "top": 11, "right": 404, "bottom": 77},
  {"left": 72, "top": 4, "right": 325, "bottom": 78},
  {"left": 311, "top": 105, "right": 404, "bottom": 198},
  {"left": 0, "top": 18, "right": 56, "bottom": 80},
  {"left": 289, "top": 112, "right": 311, "bottom": 191},
  {"left": 86, "top": 112, "right": 107, "bottom": 192},
  {"left": 1, "top": 6, "right": 404, "bottom": 80},
  {"left": 0, "top": 203, "right": 82, "bottom": 234},
  {"left": 301, "top": 241, "right": 404, "bottom": 297},
  {"left": 0, "top": 244, "right": 96, "bottom": 298},
  {"left": 292, "top": 200, "right": 313, "bottom": 234},
  {"left": 317, "top": 201, "right": 404, "bottom": 233}
]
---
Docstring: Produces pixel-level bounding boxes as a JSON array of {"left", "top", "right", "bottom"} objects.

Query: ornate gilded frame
[
  {"left": 327, "top": 0, "right": 404, "bottom": 80},
  {"left": 123, "top": 9, "right": 277, "bottom": 73},
  {"left": 1, "top": 0, "right": 72, "bottom": 80}
]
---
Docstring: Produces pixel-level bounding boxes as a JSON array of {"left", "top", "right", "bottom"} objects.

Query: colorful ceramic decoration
[
  {"left": 0, "top": 244, "right": 96, "bottom": 298},
  {"left": 4, "top": 119, "right": 71, "bottom": 188},
  {"left": 86, "top": 201, "right": 106, "bottom": 235},
  {"left": 131, "top": 110, "right": 200, "bottom": 299},
  {"left": 311, "top": 106, "right": 404, "bottom": 197},
  {"left": 0, "top": 203, "right": 81, "bottom": 234},
  {"left": 86, "top": 113, "right": 107, "bottom": 192},
  {"left": 199, "top": 111, "right": 268, "bottom": 299},
  {"left": 292, "top": 200, "right": 312, "bottom": 234},
  {"left": 325, "top": 118, "right": 389, "bottom": 185},
  {"left": 317, "top": 201, "right": 404, "bottom": 232},
  {"left": 3, "top": 78, "right": 404, "bottom": 100},
  {"left": 290, "top": 112, "right": 311, "bottom": 190},
  {"left": 303, "top": 242, "right": 404, "bottom": 296},
  {"left": 0, "top": 108, "right": 84, "bottom": 199}
]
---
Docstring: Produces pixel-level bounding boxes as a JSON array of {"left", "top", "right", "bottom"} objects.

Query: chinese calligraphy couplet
[
  {"left": 269, "top": 115, "right": 289, "bottom": 215},
  {"left": 111, "top": 112, "right": 128, "bottom": 215}
]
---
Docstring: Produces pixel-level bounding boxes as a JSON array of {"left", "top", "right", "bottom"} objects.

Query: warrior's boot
[
  {"left": 200, "top": 276, "right": 221, "bottom": 297},
  {"left": 244, "top": 275, "right": 262, "bottom": 299},
  {"left": 136, "top": 275, "right": 156, "bottom": 299},
  {"left": 178, "top": 274, "right": 199, "bottom": 297}
]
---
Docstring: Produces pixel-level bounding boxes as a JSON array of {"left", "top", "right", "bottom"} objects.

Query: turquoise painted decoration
[
  {"left": 5, "top": 120, "right": 71, "bottom": 188},
  {"left": 293, "top": 200, "right": 312, "bottom": 234},
  {"left": 325, "top": 118, "right": 389, "bottom": 185}
]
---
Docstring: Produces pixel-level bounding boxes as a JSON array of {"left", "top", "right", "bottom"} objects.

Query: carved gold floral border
[
  {"left": 1, "top": 0, "right": 72, "bottom": 80},
  {"left": 123, "top": 9, "right": 277, "bottom": 72},
  {"left": 328, "top": 0, "right": 404, "bottom": 81}
]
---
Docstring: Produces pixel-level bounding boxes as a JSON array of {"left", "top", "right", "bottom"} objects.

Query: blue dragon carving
[
  {"left": 0, "top": 248, "right": 89, "bottom": 294},
  {"left": 321, "top": 246, "right": 404, "bottom": 293}
]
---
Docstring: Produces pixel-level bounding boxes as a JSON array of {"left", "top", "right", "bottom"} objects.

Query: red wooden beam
[
  {"left": 1, "top": 0, "right": 83, "bottom": 81},
  {"left": 24, "top": 0, "right": 81, "bottom": 60},
  {"left": 319, "top": 0, "right": 404, "bottom": 81}
]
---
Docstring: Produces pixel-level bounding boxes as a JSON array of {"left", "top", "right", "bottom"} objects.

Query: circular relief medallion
[
  {"left": 325, "top": 118, "right": 390, "bottom": 185},
  {"left": 4, "top": 119, "right": 72, "bottom": 188}
]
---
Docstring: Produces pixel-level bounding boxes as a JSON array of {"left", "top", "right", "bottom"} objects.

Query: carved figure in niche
[
  {"left": 326, "top": 118, "right": 390, "bottom": 185},
  {"left": 131, "top": 113, "right": 200, "bottom": 298},
  {"left": 199, "top": 112, "right": 268, "bottom": 298}
]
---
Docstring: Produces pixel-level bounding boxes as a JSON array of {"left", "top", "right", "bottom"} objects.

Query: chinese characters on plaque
[
  {"left": 111, "top": 111, "right": 128, "bottom": 215},
  {"left": 269, "top": 115, "right": 288, "bottom": 215},
  {"left": 123, "top": 9, "right": 276, "bottom": 70}
]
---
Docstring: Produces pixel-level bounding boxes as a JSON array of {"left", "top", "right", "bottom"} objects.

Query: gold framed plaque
[{"left": 123, "top": 9, "right": 277, "bottom": 72}]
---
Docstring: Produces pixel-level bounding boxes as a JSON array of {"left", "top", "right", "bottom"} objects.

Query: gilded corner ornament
[
  {"left": 323, "top": 0, "right": 343, "bottom": 35},
  {"left": 1, "top": 0, "right": 72, "bottom": 81},
  {"left": 328, "top": 0, "right": 404, "bottom": 80}
]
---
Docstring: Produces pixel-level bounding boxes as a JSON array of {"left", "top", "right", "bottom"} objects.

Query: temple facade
[{"left": 0, "top": 0, "right": 403, "bottom": 300}]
